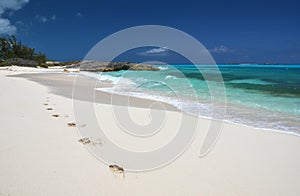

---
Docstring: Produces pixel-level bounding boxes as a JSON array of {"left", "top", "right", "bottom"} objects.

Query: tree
[
  {"left": 34, "top": 52, "right": 47, "bottom": 64},
  {"left": 0, "top": 35, "right": 47, "bottom": 66}
]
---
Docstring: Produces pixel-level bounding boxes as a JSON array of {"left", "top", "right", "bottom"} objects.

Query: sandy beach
[{"left": 1, "top": 67, "right": 300, "bottom": 196}]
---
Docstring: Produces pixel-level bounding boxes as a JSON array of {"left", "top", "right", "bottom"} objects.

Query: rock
[
  {"left": 0, "top": 58, "right": 38, "bottom": 67},
  {"left": 67, "top": 61, "right": 159, "bottom": 72}
]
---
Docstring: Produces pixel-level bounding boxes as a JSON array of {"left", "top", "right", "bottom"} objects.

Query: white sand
[{"left": 0, "top": 67, "right": 300, "bottom": 196}]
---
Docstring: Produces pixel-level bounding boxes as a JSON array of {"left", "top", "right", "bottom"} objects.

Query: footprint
[
  {"left": 67, "top": 122, "right": 76, "bottom": 127},
  {"left": 78, "top": 138, "right": 91, "bottom": 144},
  {"left": 47, "top": 108, "right": 53, "bottom": 110},
  {"left": 109, "top": 164, "right": 125, "bottom": 179},
  {"left": 44, "top": 103, "right": 48, "bottom": 106},
  {"left": 78, "top": 124, "right": 87, "bottom": 128},
  {"left": 90, "top": 138, "right": 103, "bottom": 146},
  {"left": 52, "top": 114, "right": 59, "bottom": 118},
  {"left": 78, "top": 137, "right": 103, "bottom": 146}
]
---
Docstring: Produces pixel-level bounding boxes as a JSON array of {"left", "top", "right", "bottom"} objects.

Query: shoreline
[
  {"left": 12, "top": 71, "right": 300, "bottom": 137},
  {"left": 1, "top": 67, "right": 300, "bottom": 195},
  {"left": 11, "top": 72, "right": 179, "bottom": 111}
]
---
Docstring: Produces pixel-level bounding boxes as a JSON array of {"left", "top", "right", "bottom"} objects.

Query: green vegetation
[{"left": 0, "top": 35, "right": 47, "bottom": 67}]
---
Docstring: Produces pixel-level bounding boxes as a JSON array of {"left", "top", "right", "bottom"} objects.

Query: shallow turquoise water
[{"left": 97, "top": 64, "right": 300, "bottom": 135}]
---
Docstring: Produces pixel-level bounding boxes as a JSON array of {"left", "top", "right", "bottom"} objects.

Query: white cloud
[
  {"left": 76, "top": 12, "right": 83, "bottom": 17},
  {"left": 36, "top": 15, "right": 47, "bottom": 23},
  {"left": 210, "top": 45, "right": 232, "bottom": 53},
  {"left": 0, "top": 0, "right": 29, "bottom": 35},
  {"left": 36, "top": 14, "right": 56, "bottom": 23},
  {"left": 140, "top": 47, "right": 170, "bottom": 56},
  {"left": 0, "top": 18, "right": 16, "bottom": 34},
  {"left": 0, "top": 0, "right": 29, "bottom": 15}
]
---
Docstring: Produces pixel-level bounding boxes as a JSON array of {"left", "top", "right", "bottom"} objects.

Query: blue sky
[{"left": 0, "top": 0, "right": 300, "bottom": 64}]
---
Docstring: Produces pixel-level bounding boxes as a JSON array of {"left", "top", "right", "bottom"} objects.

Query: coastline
[
  {"left": 15, "top": 70, "right": 300, "bottom": 136},
  {"left": 14, "top": 72, "right": 300, "bottom": 137},
  {"left": 1, "top": 67, "right": 300, "bottom": 195},
  {"left": 96, "top": 65, "right": 300, "bottom": 136},
  {"left": 12, "top": 72, "right": 179, "bottom": 112}
]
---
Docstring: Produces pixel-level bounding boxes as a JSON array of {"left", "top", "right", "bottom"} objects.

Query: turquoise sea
[{"left": 96, "top": 64, "right": 300, "bottom": 135}]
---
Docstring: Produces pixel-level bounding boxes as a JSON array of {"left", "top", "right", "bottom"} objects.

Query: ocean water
[{"left": 95, "top": 64, "right": 300, "bottom": 135}]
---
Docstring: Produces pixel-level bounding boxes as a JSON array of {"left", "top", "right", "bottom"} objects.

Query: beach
[{"left": 1, "top": 67, "right": 300, "bottom": 195}]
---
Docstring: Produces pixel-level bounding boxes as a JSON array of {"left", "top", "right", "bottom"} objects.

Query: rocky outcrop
[
  {"left": 0, "top": 58, "right": 38, "bottom": 67},
  {"left": 67, "top": 61, "right": 159, "bottom": 72}
]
